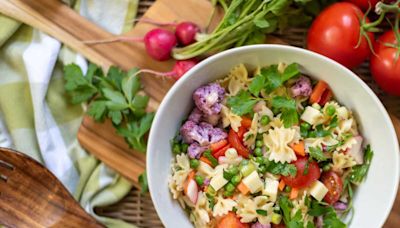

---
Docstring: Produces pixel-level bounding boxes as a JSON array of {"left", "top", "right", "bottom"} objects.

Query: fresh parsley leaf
[
  {"left": 308, "top": 200, "right": 331, "bottom": 216},
  {"left": 248, "top": 73, "right": 267, "bottom": 96},
  {"left": 279, "top": 196, "right": 304, "bottom": 228},
  {"left": 272, "top": 96, "right": 299, "bottom": 127},
  {"left": 308, "top": 147, "right": 327, "bottom": 161},
  {"left": 323, "top": 207, "right": 346, "bottom": 228},
  {"left": 122, "top": 68, "right": 141, "bottom": 103},
  {"left": 349, "top": 145, "right": 374, "bottom": 184},
  {"left": 256, "top": 209, "right": 268, "bottom": 216},
  {"left": 227, "top": 90, "right": 258, "bottom": 116},
  {"left": 206, "top": 193, "right": 216, "bottom": 209},
  {"left": 64, "top": 63, "right": 97, "bottom": 104},
  {"left": 108, "top": 110, "right": 123, "bottom": 125},
  {"left": 87, "top": 101, "right": 107, "bottom": 121},
  {"left": 314, "top": 124, "right": 331, "bottom": 137},
  {"left": 281, "top": 63, "right": 301, "bottom": 82},
  {"left": 138, "top": 171, "right": 148, "bottom": 194},
  {"left": 329, "top": 115, "right": 338, "bottom": 129},
  {"left": 203, "top": 150, "right": 218, "bottom": 167},
  {"left": 266, "top": 161, "right": 297, "bottom": 176}
]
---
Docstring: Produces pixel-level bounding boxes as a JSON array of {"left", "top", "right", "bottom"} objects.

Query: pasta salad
[{"left": 168, "top": 63, "right": 373, "bottom": 228}]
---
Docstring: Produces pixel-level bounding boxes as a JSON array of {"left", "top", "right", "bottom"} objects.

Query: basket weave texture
[{"left": 95, "top": 1, "right": 400, "bottom": 227}]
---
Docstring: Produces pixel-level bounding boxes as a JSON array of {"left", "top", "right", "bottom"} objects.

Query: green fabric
[{"left": 0, "top": 0, "right": 138, "bottom": 227}]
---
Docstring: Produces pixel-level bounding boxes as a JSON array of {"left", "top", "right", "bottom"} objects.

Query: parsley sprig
[
  {"left": 348, "top": 145, "right": 374, "bottom": 184},
  {"left": 64, "top": 63, "right": 154, "bottom": 152}
]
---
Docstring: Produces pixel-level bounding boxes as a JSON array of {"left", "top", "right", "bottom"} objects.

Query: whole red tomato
[
  {"left": 345, "top": 0, "right": 379, "bottom": 11},
  {"left": 370, "top": 30, "right": 400, "bottom": 96},
  {"left": 307, "top": 2, "right": 374, "bottom": 68},
  {"left": 282, "top": 157, "right": 321, "bottom": 188},
  {"left": 321, "top": 171, "right": 343, "bottom": 204}
]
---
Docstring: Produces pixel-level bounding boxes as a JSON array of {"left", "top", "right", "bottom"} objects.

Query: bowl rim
[{"left": 147, "top": 44, "right": 400, "bottom": 227}]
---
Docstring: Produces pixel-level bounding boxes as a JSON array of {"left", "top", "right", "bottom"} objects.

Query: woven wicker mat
[{"left": 95, "top": 1, "right": 400, "bottom": 227}]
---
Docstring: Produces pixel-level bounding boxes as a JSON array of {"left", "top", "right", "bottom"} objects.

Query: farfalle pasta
[{"left": 169, "top": 63, "right": 373, "bottom": 228}]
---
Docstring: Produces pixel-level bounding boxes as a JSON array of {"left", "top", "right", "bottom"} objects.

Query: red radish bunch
[{"left": 139, "top": 59, "right": 198, "bottom": 80}]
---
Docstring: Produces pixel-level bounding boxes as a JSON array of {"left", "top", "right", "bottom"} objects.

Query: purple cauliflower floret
[
  {"left": 188, "top": 142, "right": 208, "bottom": 159},
  {"left": 251, "top": 222, "right": 271, "bottom": 228},
  {"left": 188, "top": 108, "right": 221, "bottom": 126},
  {"left": 193, "top": 83, "right": 225, "bottom": 115},
  {"left": 180, "top": 121, "right": 227, "bottom": 146},
  {"left": 291, "top": 76, "right": 312, "bottom": 97}
]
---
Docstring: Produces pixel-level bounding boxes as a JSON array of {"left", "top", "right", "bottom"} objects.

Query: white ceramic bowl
[{"left": 147, "top": 45, "right": 399, "bottom": 228}]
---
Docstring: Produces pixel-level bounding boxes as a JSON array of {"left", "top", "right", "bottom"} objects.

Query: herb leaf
[
  {"left": 227, "top": 90, "right": 258, "bottom": 116},
  {"left": 266, "top": 161, "right": 297, "bottom": 177},
  {"left": 256, "top": 209, "right": 268, "bottom": 216},
  {"left": 138, "top": 171, "right": 148, "bottom": 194},
  {"left": 272, "top": 96, "right": 299, "bottom": 127},
  {"left": 64, "top": 63, "right": 98, "bottom": 104},
  {"left": 349, "top": 145, "right": 374, "bottom": 184},
  {"left": 279, "top": 196, "right": 305, "bottom": 228},
  {"left": 308, "top": 147, "right": 327, "bottom": 162}
]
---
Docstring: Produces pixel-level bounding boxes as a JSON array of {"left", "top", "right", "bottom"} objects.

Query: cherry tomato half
[
  {"left": 282, "top": 157, "right": 321, "bottom": 188},
  {"left": 370, "top": 30, "right": 400, "bottom": 96},
  {"left": 307, "top": 2, "right": 374, "bottom": 68},
  {"left": 228, "top": 129, "right": 250, "bottom": 158},
  {"left": 321, "top": 171, "right": 344, "bottom": 205}
]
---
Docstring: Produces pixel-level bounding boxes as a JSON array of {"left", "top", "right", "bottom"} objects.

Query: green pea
[
  {"left": 258, "top": 165, "right": 267, "bottom": 174},
  {"left": 255, "top": 157, "right": 264, "bottom": 164},
  {"left": 308, "top": 131, "right": 317, "bottom": 138},
  {"left": 190, "top": 159, "right": 200, "bottom": 169},
  {"left": 223, "top": 190, "right": 234, "bottom": 197},
  {"left": 260, "top": 115, "right": 270, "bottom": 126},
  {"left": 254, "top": 148, "right": 263, "bottom": 157},
  {"left": 225, "top": 183, "right": 235, "bottom": 192},
  {"left": 301, "top": 122, "right": 311, "bottom": 131},
  {"left": 255, "top": 140, "right": 263, "bottom": 148},
  {"left": 231, "top": 175, "right": 242, "bottom": 186},
  {"left": 181, "top": 143, "right": 189, "bottom": 153},
  {"left": 326, "top": 105, "right": 336, "bottom": 116},
  {"left": 284, "top": 186, "right": 292, "bottom": 193},
  {"left": 228, "top": 166, "right": 239, "bottom": 175},
  {"left": 172, "top": 143, "right": 181, "bottom": 154},
  {"left": 194, "top": 175, "right": 204, "bottom": 185},
  {"left": 322, "top": 164, "right": 331, "bottom": 172}
]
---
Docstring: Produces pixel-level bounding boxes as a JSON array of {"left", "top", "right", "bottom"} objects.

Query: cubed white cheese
[
  {"left": 309, "top": 180, "right": 328, "bottom": 202},
  {"left": 301, "top": 106, "right": 323, "bottom": 125},
  {"left": 262, "top": 177, "right": 279, "bottom": 202},
  {"left": 242, "top": 171, "right": 263, "bottom": 194},
  {"left": 198, "top": 161, "right": 214, "bottom": 178},
  {"left": 210, "top": 173, "right": 228, "bottom": 191}
]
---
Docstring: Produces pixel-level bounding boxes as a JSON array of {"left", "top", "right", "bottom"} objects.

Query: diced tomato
[
  {"left": 321, "top": 171, "right": 343, "bottom": 205},
  {"left": 210, "top": 139, "right": 228, "bottom": 152},
  {"left": 237, "top": 126, "right": 247, "bottom": 140},
  {"left": 213, "top": 144, "right": 231, "bottom": 158},
  {"left": 228, "top": 129, "right": 250, "bottom": 158},
  {"left": 240, "top": 117, "right": 252, "bottom": 128},
  {"left": 217, "top": 212, "right": 249, "bottom": 228},
  {"left": 282, "top": 157, "right": 321, "bottom": 188}
]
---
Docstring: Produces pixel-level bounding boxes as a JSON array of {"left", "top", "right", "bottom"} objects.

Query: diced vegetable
[
  {"left": 237, "top": 181, "right": 250, "bottom": 195},
  {"left": 213, "top": 144, "right": 231, "bottom": 159},
  {"left": 301, "top": 106, "right": 323, "bottom": 125},
  {"left": 348, "top": 135, "right": 364, "bottom": 164},
  {"left": 278, "top": 179, "right": 286, "bottom": 191},
  {"left": 229, "top": 129, "right": 250, "bottom": 158},
  {"left": 260, "top": 115, "right": 270, "bottom": 126},
  {"left": 195, "top": 175, "right": 204, "bottom": 186},
  {"left": 211, "top": 139, "right": 228, "bottom": 152},
  {"left": 240, "top": 162, "right": 257, "bottom": 177},
  {"left": 290, "top": 141, "right": 305, "bottom": 157},
  {"left": 263, "top": 178, "right": 279, "bottom": 202},
  {"left": 184, "top": 171, "right": 198, "bottom": 204},
  {"left": 200, "top": 156, "right": 212, "bottom": 166},
  {"left": 309, "top": 180, "right": 328, "bottom": 202},
  {"left": 190, "top": 159, "right": 200, "bottom": 168},
  {"left": 242, "top": 171, "right": 264, "bottom": 194},
  {"left": 271, "top": 213, "right": 282, "bottom": 225},
  {"left": 310, "top": 81, "right": 329, "bottom": 104},
  {"left": 241, "top": 117, "right": 253, "bottom": 128},
  {"left": 210, "top": 173, "right": 228, "bottom": 191},
  {"left": 231, "top": 175, "right": 242, "bottom": 186},
  {"left": 289, "top": 187, "right": 299, "bottom": 199}
]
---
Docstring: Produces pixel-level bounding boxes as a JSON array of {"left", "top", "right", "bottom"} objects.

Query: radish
[
  {"left": 184, "top": 179, "right": 198, "bottom": 204},
  {"left": 175, "top": 22, "right": 200, "bottom": 46},
  {"left": 348, "top": 135, "right": 364, "bottom": 164},
  {"left": 83, "top": 28, "right": 177, "bottom": 61},
  {"left": 134, "top": 18, "right": 200, "bottom": 46},
  {"left": 139, "top": 59, "right": 197, "bottom": 80}
]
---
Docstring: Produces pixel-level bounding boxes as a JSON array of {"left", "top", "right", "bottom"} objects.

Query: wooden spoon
[{"left": 0, "top": 147, "right": 104, "bottom": 228}]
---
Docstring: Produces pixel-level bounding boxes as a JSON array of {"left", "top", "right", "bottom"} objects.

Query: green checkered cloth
[{"left": 0, "top": 1, "right": 138, "bottom": 227}]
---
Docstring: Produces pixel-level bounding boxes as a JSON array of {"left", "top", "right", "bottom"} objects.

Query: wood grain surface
[{"left": 0, "top": 148, "right": 103, "bottom": 228}]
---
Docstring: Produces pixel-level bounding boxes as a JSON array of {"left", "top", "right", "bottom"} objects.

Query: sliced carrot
[
  {"left": 237, "top": 182, "right": 250, "bottom": 195},
  {"left": 278, "top": 179, "right": 286, "bottom": 191},
  {"left": 210, "top": 139, "right": 228, "bottom": 152},
  {"left": 310, "top": 80, "right": 329, "bottom": 104},
  {"left": 200, "top": 156, "right": 212, "bottom": 166},
  {"left": 213, "top": 144, "right": 231, "bottom": 158},
  {"left": 290, "top": 141, "right": 305, "bottom": 157},
  {"left": 319, "top": 89, "right": 333, "bottom": 106},
  {"left": 241, "top": 117, "right": 253, "bottom": 128},
  {"left": 289, "top": 187, "right": 299, "bottom": 200}
]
